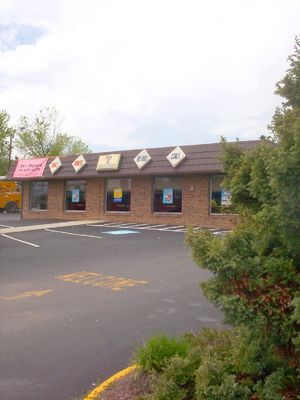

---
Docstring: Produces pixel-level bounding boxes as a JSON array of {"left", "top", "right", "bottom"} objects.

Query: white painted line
[
  {"left": 0, "top": 224, "right": 14, "bottom": 228},
  {"left": 119, "top": 223, "right": 148, "bottom": 228},
  {"left": 100, "top": 222, "right": 121, "bottom": 226},
  {"left": 86, "top": 223, "right": 122, "bottom": 227},
  {"left": 163, "top": 225, "right": 186, "bottom": 230},
  {"left": 0, "top": 220, "right": 104, "bottom": 234},
  {"left": 86, "top": 224, "right": 106, "bottom": 227},
  {"left": 112, "top": 223, "right": 138, "bottom": 227},
  {"left": 153, "top": 227, "right": 187, "bottom": 232},
  {"left": 1, "top": 234, "right": 40, "bottom": 248},
  {"left": 45, "top": 229, "right": 103, "bottom": 239},
  {"left": 87, "top": 223, "right": 151, "bottom": 229},
  {"left": 137, "top": 224, "right": 168, "bottom": 229},
  {"left": 128, "top": 223, "right": 148, "bottom": 227}
]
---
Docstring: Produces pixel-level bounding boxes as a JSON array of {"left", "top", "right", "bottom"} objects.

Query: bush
[{"left": 133, "top": 333, "right": 190, "bottom": 373}]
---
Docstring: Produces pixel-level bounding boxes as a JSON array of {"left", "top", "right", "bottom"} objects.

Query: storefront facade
[{"left": 8, "top": 141, "right": 260, "bottom": 229}]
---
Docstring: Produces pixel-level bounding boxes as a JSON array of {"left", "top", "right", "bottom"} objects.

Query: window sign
[
  {"left": 96, "top": 154, "right": 121, "bottom": 171},
  {"left": 72, "top": 155, "right": 86, "bottom": 173},
  {"left": 221, "top": 189, "right": 232, "bottom": 206},
  {"left": 72, "top": 189, "right": 80, "bottom": 203},
  {"left": 65, "top": 181, "right": 86, "bottom": 211},
  {"left": 134, "top": 149, "right": 151, "bottom": 170},
  {"left": 113, "top": 188, "right": 123, "bottom": 203},
  {"left": 153, "top": 177, "right": 182, "bottom": 213},
  {"left": 106, "top": 179, "right": 131, "bottom": 212},
  {"left": 166, "top": 146, "right": 186, "bottom": 168},
  {"left": 211, "top": 176, "right": 233, "bottom": 214},
  {"left": 13, "top": 158, "right": 48, "bottom": 178},
  {"left": 49, "top": 157, "right": 62, "bottom": 175},
  {"left": 163, "top": 188, "right": 173, "bottom": 204}
]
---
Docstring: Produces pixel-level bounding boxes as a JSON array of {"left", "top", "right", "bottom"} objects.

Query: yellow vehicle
[{"left": 0, "top": 178, "right": 21, "bottom": 213}]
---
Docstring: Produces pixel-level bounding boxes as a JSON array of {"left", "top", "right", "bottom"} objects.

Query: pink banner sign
[{"left": 13, "top": 158, "right": 48, "bottom": 178}]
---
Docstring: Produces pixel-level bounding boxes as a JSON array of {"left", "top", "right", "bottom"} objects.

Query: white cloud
[{"left": 0, "top": 0, "right": 299, "bottom": 151}]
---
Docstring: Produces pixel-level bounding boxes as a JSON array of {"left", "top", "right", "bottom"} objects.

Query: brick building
[{"left": 7, "top": 141, "right": 260, "bottom": 229}]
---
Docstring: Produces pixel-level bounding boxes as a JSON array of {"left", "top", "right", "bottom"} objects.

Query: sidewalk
[{"left": 0, "top": 220, "right": 103, "bottom": 234}]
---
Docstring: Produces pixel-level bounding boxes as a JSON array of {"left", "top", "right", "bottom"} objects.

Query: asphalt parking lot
[{"left": 0, "top": 215, "right": 225, "bottom": 400}]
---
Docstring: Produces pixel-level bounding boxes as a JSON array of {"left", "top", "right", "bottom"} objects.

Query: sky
[{"left": 0, "top": 0, "right": 299, "bottom": 152}]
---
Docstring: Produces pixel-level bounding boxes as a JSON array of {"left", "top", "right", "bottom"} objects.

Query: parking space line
[
  {"left": 85, "top": 222, "right": 230, "bottom": 235},
  {"left": 137, "top": 224, "right": 167, "bottom": 229},
  {"left": 1, "top": 233, "right": 40, "bottom": 247},
  {"left": 97, "top": 222, "right": 121, "bottom": 226},
  {"left": 127, "top": 223, "right": 148, "bottom": 227},
  {"left": 44, "top": 229, "right": 102, "bottom": 239},
  {"left": 0, "top": 224, "right": 15, "bottom": 228},
  {"left": 111, "top": 222, "right": 139, "bottom": 227},
  {"left": 163, "top": 225, "right": 185, "bottom": 230}
]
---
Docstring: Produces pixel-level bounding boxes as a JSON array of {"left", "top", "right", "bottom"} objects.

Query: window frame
[
  {"left": 105, "top": 178, "right": 132, "bottom": 213},
  {"left": 64, "top": 180, "right": 87, "bottom": 212},
  {"left": 152, "top": 176, "right": 183, "bottom": 214},
  {"left": 210, "top": 175, "right": 234, "bottom": 215},
  {"left": 30, "top": 181, "right": 49, "bottom": 211}
]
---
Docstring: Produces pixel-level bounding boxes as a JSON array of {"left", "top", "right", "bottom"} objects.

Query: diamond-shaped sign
[
  {"left": 166, "top": 146, "right": 186, "bottom": 168},
  {"left": 49, "top": 157, "right": 62, "bottom": 175},
  {"left": 72, "top": 154, "right": 87, "bottom": 173},
  {"left": 134, "top": 149, "right": 151, "bottom": 170}
]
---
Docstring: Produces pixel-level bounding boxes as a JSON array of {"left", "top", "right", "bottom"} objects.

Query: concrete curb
[
  {"left": 0, "top": 220, "right": 104, "bottom": 234},
  {"left": 83, "top": 365, "right": 138, "bottom": 400}
]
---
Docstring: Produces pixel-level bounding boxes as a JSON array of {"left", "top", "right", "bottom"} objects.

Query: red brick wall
[{"left": 21, "top": 175, "right": 237, "bottom": 229}]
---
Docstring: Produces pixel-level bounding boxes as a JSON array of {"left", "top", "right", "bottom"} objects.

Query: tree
[
  {"left": 185, "top": 37, "right": 300, "bottom": 398},
  {"left": 15, "top": 107, "right": 90, "bottom": 157},
  {"left": 0, "top": 110, "right": 15, "bottom": 176}
]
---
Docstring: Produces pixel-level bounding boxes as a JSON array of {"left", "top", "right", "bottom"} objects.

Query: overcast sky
[{"left": 0, "top": 0, "right": 299, "bottom": 152}]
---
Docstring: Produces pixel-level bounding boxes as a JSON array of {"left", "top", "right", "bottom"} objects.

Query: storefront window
[
  {"left": 30, "top": 181, "right": 48, "bottom": 210},
  {"left": 65, "top": 180, "right": 86, "bottom": 211},
  {"left": 106, "top": 179, "right": 131, "bottom": 212},
  {"left": 210, "top": 176, "right": 232, "bottom": 214},
  {"left": 153, "top": 177, "right": 182, "bottom": 213}
]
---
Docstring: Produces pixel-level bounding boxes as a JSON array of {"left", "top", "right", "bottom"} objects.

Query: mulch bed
[{"left": 97, "top": 369, "right": 152, "bottom": 400}]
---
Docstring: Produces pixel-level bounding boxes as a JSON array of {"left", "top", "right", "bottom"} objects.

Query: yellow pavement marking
[
  {"left": 84, "top": 365, "right": 137, "bottom": 400},
  {"left": 55, "top": 271, "right": 147, "bottom": 291},
  {"left": 3, "top": 290, "right": 52, "bottom": 301}
]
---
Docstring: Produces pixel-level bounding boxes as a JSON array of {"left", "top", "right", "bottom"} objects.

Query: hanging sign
[
  {"left": 163, "top": 188, "right": 173, "bottom": 204},
  {"left": 113, "top": 188, "right": 123, "bottom": 203},
  {"left": 49, "top": 157, "right": 62, "bottom": 175},
  {"left": 134, "top": 149, "right": 151, "bottom": 170},
  {"left": 72, "top": 189, "right": 80, "bottom": 203},
  {"left": 96, "top": 154, "right": 121, "bottom": 171},
  {"left": 166, "top": 146, "right": 186, "bottom": 168},
  {"left": 13, "top": 158, "right": 48, "bottom": 178},
  {"left": 72, "top": 155, "right": 87, "bottom": 173},
  {"left": 221, "top": 189, "right": 232, "bottom": 206}
]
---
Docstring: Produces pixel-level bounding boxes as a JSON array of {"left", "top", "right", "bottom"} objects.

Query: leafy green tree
[
  {"left": 15, "top": 107, "right": 90, "bottom": 157},
  {"left": 185, "top": 37, "right": 300, "bottom": 398},
  {"left": 0, "top": 110, "right": 15, "bottom": 175}
]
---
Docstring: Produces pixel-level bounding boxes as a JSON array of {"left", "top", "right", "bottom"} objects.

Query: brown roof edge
[{"left": 6, "top": 140, "right": 262, "bottom": 181}]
